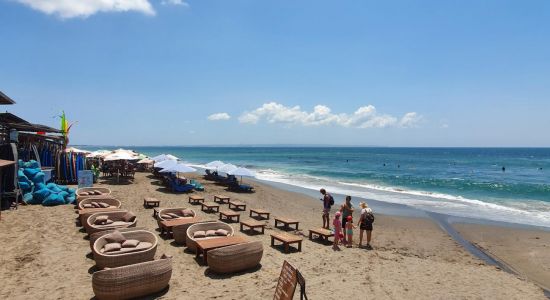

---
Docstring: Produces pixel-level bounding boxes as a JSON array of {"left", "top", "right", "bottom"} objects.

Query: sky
[{"left": 1, "top": 0, "right": 549, "bottom": 147}]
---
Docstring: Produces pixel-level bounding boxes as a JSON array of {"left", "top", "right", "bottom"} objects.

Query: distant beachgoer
[
  {"left": 345, "top": 216, "right": 356, "bottom": 248},
  {"left": 358, "top": 202, "right": 374, "bottom": 249},
  {"left": 320, "top": 188, "right": 334, "bottom": 229},
  {"left": 502, "top": 166, "right": 506, "bottom": 172},
  {"left": 383, "top": 163, "right": 386, "bottom": 167},
  {"left": 398, "top": 164, "right": 400, "bottom": 168},
  {"left": 333, "top": 211, "right": 342, "bottom": 250},
  {"left": 339, "top": 196, "right": 354, "bottom": 244}
]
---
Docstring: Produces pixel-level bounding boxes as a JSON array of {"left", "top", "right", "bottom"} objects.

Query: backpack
[
  {"left": 328, "top": 194, "right": 334, "bottom": 206},
  {"left": 363, "top": 212, "right": 375, "bottom": 225}
]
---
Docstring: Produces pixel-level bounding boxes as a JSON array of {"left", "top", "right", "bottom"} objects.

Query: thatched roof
[
  {"left": 0, "top": 91, "right": 16, "bottom": 105},
  {"left": 0, "top": 112, "right": 62, "bottom": 133}
]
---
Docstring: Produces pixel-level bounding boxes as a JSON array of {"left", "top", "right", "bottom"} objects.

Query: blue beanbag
[
  {"left": 33, "top": 188, "right": 51, "bottom": 202},
  {"left": 23, "top": 168, "right": 40, "bottom": 178},
  {"left": 19, "top": 181, "right": 32, "bottom": 191},
  {"left": 35, "top": 183, "right": 47, "bottom": 191},
  {"left": 31, "top": 172, "right": 45, "bottom": 184},
  {"left": 17, "top": 169, "right": 26, "bottom": 179},
  {"left": 42, "top": 193, "right": 65, "bottom": 206},
  {"left": 22, "top": 193, "right": 35, "bottom": 204},
  {"left": 28, "top": 160, "right": 40, "bottom": 169},
  {"left": 58, "top": 185, "right": 69, "bottom": 192},
  {"left": 66, "top": 196, "right": 76, "bottom": 204}
]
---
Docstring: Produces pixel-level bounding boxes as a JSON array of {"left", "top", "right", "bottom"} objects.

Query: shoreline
[
  {"left": 1, "top": 172, "right": 546, "bottom": 299},
  {"left": 248, "top": 175, "right": 550, "bottom": 293}
]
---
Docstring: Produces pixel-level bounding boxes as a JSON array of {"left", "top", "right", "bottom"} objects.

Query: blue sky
[{"left": 1, "top": 0, "right": 549, "bottom": 146}]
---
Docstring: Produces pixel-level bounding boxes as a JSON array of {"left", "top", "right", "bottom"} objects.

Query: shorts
[
  {"left": 360, "top": 223, "right": 373, "bottom": 231},
  {"left": 323, "top": 208, "right": 330, "bottom": 216},
  {"left": 342, "top": 218, "right": 348, "bottom": 231}
]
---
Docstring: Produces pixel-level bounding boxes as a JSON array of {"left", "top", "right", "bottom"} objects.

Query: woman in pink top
[{"left": 333, "top": 211, "right": 342, "bottom": 250}]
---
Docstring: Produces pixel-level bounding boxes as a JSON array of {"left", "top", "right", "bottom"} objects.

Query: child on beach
[
  {"left": 333, "top": 211, "right": 342, "bottom": 250},
  {"left": 345, "top": 215, "right": 356, "bottom": 248}
]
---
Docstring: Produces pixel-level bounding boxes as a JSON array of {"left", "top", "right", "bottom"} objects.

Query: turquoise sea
[{"left": 84, "top": 147, "right": 550, "bottom": 227}]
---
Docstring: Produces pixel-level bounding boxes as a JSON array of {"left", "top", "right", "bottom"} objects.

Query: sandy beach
[{"left": 0, "top": 172, "right": 547, "bottom": 299}]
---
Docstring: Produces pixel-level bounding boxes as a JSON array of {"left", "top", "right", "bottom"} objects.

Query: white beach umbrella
[
  {"left": 205, "top": 160, "right": 225, "bottom": 170},
  {"left": 165, "top": 154, "right": 179, "bottom": 161},
  {"left": 151, "top": 154, "right": 168, "bottom": 162},
  {"left": 154, "top": 159, "right": 178, "bottom": 169},
  {"left": 65, "top": 147, "right": 91, "bottom": 154},
  {"left": 159, "top": 163, "right": 197, "bottom": 173},
  {"left": 218, "top": 163, "right": 238, "bottom": 174},
  {"left": 137, "top": 158, "right": 154, "bottom": 164},
  {"left": 103, "top": 152, "right": 137, "bottom": 161},
  {"left": 228, "top": 167, "right": 256, "bottom": 177}
]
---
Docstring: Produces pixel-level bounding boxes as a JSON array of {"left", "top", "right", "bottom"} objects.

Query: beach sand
[
  {"left": 0, "top": 172, "right": 546, "bottom": 299},
  {"left": 455, "top": 223, "right": 550, "bottom": 292}
]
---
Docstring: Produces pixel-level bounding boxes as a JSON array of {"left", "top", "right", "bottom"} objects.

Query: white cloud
[
  {"left": 238, "top": 102, "right": 422, "bottom": 129},
  {"left": 15, "top": 0, "right": 155, "bottom": 19},
  {"left": 161, "top": 0, "right": 189, "bottom": 6},
  {"left": 207, "top": 113, "right": 231, "bottom": 121}
]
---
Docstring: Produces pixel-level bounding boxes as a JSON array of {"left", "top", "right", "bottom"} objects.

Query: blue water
[{"left": 84, "top": 147, "right": 550, "bottom": 227}]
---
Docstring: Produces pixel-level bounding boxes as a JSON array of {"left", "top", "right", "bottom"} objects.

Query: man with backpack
[{"left": 320, "top": 188, "right": 334, "bottom": 229}]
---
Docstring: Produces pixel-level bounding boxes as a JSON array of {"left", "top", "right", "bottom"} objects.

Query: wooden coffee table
[
  {"left": 228, "top": 200, "right": 247, "bottom": 211},
  {"left": 195, "top": 236, "right": 248, "bottom": 264},
  {"left": 143, "top": 197, "right": 160, "bottom": 208},
  {"left": 201, "top": 202, "right": 220, "bottom": 213},
  {"left": 274, "top": 217, "right": 299, "bottom": 230},
  {"left": 240, "top": 219, "right": 266, "bottom": 234},
  {"left": 214, "top": 195, "right": 230, "bottom": 204},
  {"left": 308, "top": 227, "right": 334, "bottom": 241},
  {"left": 188, "top": 195, "right": 205, "bottom": 205},
  {"left": 219, "top": 210, "right": 240, "bottom": 223},
  {"left": 271, "top": 232, "right": 303, "bottom": 253},
  {"left": 249, "top": 208, "right": 270, "bottom": 220},
  {"left": 159, "top": 217, "right": 201, "bottom": 236}
]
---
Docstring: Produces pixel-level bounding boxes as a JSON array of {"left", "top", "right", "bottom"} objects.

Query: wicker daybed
[
  {"left": 85, "top": 211, "right": 137, "bottom": 235},
  {"left": 185, "top": 221, "right": 234, "bottom": 253},
  {"left": 78, "top": 198, "right": 121, "bottom": 210},
  {"left": 93, "top": 230, "right": 158, "bottom": 269},
  {"left": 156, "top": 207, "right": 196, "bottom": 227},
  {"left": 92, "top": 255, "right": 172, "bottom": 300},
  {"left": 207, "top": 241, "right": 263, "bottom": 274},
  {"left": 76, "top": 187, "right": 112, "bottom": 202}
]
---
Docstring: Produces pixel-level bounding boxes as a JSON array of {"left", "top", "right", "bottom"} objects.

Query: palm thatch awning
[{"left": 0, "top": 91, "right": 16, "bottom": 105}]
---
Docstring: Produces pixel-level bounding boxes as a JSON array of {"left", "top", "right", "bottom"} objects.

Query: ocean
[{"left": 85, "top": 146, "right": 550, "bottom": 228}]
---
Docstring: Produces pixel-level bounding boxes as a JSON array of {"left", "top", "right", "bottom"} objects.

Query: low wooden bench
[
  {"left": 188, "top": 195, "right": 205, "bottom": 205},
  {"left": 274, "top": 217, "right": 299, "bottom": 230},
  {"left": 240, "top": 219, "right": 266, "bottom": 234},
  {"left": 249, "top": 208, "right": 270, "bottom": 220},
  {"left": 152, "top": 207, "right": 161, "bottom": 219},
  {"left": 201, "top": 202, "right": 220, "bottom": 213},
  {"left": 308, "top": 227, "right": 334, "bottom": 241},
  {"left": 143, "top": 197, "right": 160, "bottom": 208},
  {"left": 228, "top": 200, "right": 247, "bottom": 211},
  {"left": 213, "top": 195, "right": 230, "bottom": 204},
  {"left": 219, "top": 210, "right": 240, "bottom": 223},
  {"left": 271, "top": 232, "right": 303, "bottom": 253},
  {"left": 159, "top": 217, "right": 201, "bottom": 237}
]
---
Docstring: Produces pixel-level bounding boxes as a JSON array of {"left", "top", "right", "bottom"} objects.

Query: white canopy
[
  {"left": 228, "top": 167, "right": 256, "bottom": 177},
  {"left": 137, "top": 158, "right": 155, "bottom": 164},
  {"left": 154, "top": 159, "right": 178, "bottom": 169},
  {"left": 65, "top": 147, "right": 91, "bottom": 154},
  {"left": 218, "top": 163, "right": 238, "bottom": 174},
  {"left": 86, "top": 150, "right": 111, "bottom": 158},
  {"left": 159, "top": 163, "right": 197, "bottom": 173},
  {"left": 205, "top": 160, "right": 225, "bottom": 170},
  {"left": 151, "top": 154, "right": 179, "bottom": 162},
  {"left": 103, "top": 152, "right": 137, "bottom": 161}
]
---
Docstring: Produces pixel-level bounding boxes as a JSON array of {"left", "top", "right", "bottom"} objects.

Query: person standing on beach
[
  {"left": 333, "top": 211, "right": 342, "bottom": 250},
  {"left": 345, "top": 216, "right": 356, "bottom": 248},
  {"left": 340, "top": 196, "right": 354, "bottom": 244},
  {"left": 320, "top": 188, "right": 333, "bottom": 229},
  {"left": 358, "top": 202, "right": 374, "bottom": 249}
]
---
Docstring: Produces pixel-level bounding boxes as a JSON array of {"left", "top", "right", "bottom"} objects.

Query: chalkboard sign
[
  {"left": 78, "top": 170, "right": 93, "bottom": 188},
  {"left": 273, "top": 260, "right": 298, "bottom": 300}
]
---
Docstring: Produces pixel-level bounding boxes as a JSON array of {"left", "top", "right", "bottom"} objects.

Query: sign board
[
  {"left": 273, "top": 260, "right": 298, "bottom": 300},
  {"left": 78, "top": 170, "right": 93, "bottom": 188}
]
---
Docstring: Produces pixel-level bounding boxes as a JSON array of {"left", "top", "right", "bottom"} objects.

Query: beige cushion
[
  {"left": 105, "top": 219, "right": 114, "bottom": 225},
  {"left": 104, "top": 242, "right": 153, "bottom": 255},
  {"left": 103, "top": 243, "right": 121, "bottom": 252},
  {"left": 94, "top": 215, "right": 108, "bottom": 225},
  {"left": 167, "top": 212, "right": 180, "bottom": 218},
  {"left": 160, "top": 214, "right": 172, "bottom": 219},
  {"left": 104, "top": 230, "right": 126, "bottom": 243},
  {"left": 99, "top": 202, "right": 110, "bottom": 208},
  {"left": 121, "top": 239, "right": 140, "bottom": 248},
  {"left": 91, "top": 201, "right": 100, "bottom": 208},
  {"left": 111, "top": 221, "right": 128, "bottom": 226},
  {"left": 79, "top": 192, "right": 89, "bottom": 196},
  {"left": 206, "top": 230, "right": 217, "bottom": 237},
  {"left": 83, "top": 204, "right": 93, "bottom": 208},
  {"left": 93, "top": 190, "right": 103, "bottom": 195},
  {"left": 193, "top": 230, "right": 206, "bottom": 238},
  {"left": 122, "top": 212, "right": 136, "bottom": 222},
  {"left": 181, "top": 209, "right": 193, "bottom": 217},
  {"left": 215, "top": 229, "right": 229, "bottom": 236}
]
